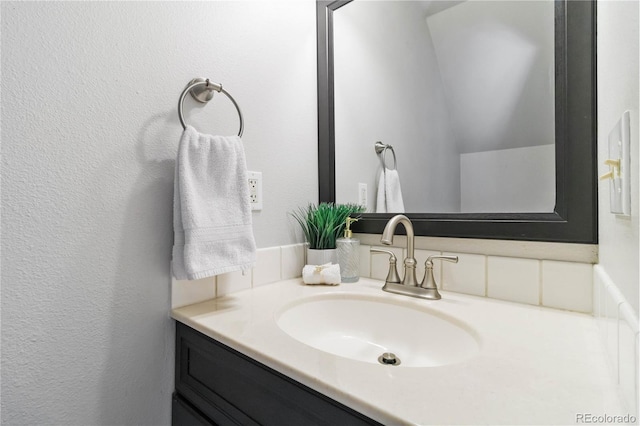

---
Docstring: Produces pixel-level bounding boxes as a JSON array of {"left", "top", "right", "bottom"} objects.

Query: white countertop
[{"left": 172, "top": 278, "right": 623, "bottom": 425}]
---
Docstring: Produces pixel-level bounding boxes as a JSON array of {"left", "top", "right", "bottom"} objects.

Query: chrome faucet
[
  {"left": 378, "top": 214, "right": 458, "bottom": 300},
  {"left": 419, "top": 255, "right": 459, "bottom": 299},
  {"left": 381, "top": 214, "right": 418, "bottom": 286}
]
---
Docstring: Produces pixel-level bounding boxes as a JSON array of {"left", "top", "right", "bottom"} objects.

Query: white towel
[
  {"left": 172, "top": 126, "right": 256, "bottom": 280},
  {"left": 376, "top": 168, "right": 405, "bottom": 213},
  {"left": 302, "top": 263, "right": 341, "bottom": 285}
]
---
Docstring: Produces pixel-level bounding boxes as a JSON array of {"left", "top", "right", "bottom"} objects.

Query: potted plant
[{"left": 290, "top": 202, "right": 365, "bottom": 265}]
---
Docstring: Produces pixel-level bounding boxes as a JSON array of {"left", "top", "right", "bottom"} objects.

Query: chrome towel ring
[
  {"left": 375, "top": 141, "right": 397, "bottom": 171},
  {"left": 177, "top": 77, "right": 244, "bottom": 136}
]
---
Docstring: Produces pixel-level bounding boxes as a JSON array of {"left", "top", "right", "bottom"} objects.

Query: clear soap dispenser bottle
[{"left": 337, "top": 217, "right": 360, "bottom": 283}]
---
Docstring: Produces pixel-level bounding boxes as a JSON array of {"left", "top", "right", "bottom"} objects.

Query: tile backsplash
[
  {"left": 442, "top": 252, "right": 485, "bottom": 296},
  {"left": 171, "top": 243, "right": 306, "bottom": 309},
  {"left": 487, "top": 256, "right": 540, "bottom": 305},
  {"left": 364, "top": 245, "right": 593, "bottom": 313},
  {"left": 542, "top": 260, "right": 593, "bottom": 312},
  {"left": 173, "top": 241, "right": 594, "bottom": 314}
]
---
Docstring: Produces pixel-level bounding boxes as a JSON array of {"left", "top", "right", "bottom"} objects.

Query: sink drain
[{"left": 378, "top": 352, "right": 401, "bottom": 366}]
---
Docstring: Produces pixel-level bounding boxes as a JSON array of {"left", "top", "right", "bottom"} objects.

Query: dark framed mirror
[{"left": 317, "top": 0, "right": 597, "bottom": 243}]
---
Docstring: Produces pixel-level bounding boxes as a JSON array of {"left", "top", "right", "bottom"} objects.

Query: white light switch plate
[{"left": 607, "top": 111, "right": 631, "bottom": 216}]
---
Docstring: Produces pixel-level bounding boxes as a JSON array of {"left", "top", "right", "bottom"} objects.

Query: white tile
[
  {"left": 593, "top": 269, "right": 604, "bottom": 318},
  {"left": 603, "top": 283, "right": 620, "bottom": 379},
  {"left": 541, "top": 260, "right": 593, "bottom": 313},
  {"left": 252, "top": 246, "right": 281, "bottom": 287},
  {"left": 359, "top": 244, "right": 371, "bottom": 278},
  {"left": 593, "top": 269, "right": 607, "bottom": 343},
  {"left": 217, "top": 269, "right": 252, "bottom": 296},
  {"left": 487, "top": 256, "right": 540, "bottom": 305},
  {"left": 618, "top": 303, "right": 639, "bottom": 416},
  {"left": 442, "top": 252, "right": 486, "bottom": 297},
  {"left": 171, "top": 276, "right": 216, "bottom": 309},
  {"left": 637, "top": 332, "right": 639, "bottom": 417},
  {"left": 281, "top": 244, "right": 305, "bottom": 280},
  {"left": 370, "top": 245, "right": 403, "bottom": 281},
  {"left": 414, "top": 249, "right": 442, "bottom": 287}
]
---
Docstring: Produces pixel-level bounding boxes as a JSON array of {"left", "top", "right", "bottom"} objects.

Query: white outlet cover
[
  {"left": 358, "top": 183, "right": 368, "bottom": 207},
  {"left": 247, "top": 171, "right": 263, "bottom": 211}
]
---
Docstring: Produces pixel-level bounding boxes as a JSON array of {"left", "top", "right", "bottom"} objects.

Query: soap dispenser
[{"left": 337, "top": 217, "right": 360, "bottom": 283}]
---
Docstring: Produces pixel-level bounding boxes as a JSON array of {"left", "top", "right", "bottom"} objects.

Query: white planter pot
[{"left": 306, "top": 248, "right": 338, "bottom": 265}]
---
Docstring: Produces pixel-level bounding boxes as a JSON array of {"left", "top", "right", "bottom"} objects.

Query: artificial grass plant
[{"left": 290, "top": 203, "right": 365, "bottom": 250}]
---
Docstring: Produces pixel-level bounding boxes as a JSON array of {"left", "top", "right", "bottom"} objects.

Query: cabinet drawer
[
  {"left": 175, "top": 322, "right": 381, "bottom": 426},
  {"left": 172, "top": 393, "right": 214, "bottom": 426}
]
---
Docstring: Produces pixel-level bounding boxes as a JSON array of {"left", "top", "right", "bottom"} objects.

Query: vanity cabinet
[{"left": 173, "top": 322, "right": 382, "bottom": 426}]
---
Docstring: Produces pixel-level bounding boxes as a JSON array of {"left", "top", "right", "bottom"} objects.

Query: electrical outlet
[
  {"left": 247, "top": 171, "right": 263, "bottom": 211},
  {"left": 358, "top": 183, "right": 368, "bottom": 207}
]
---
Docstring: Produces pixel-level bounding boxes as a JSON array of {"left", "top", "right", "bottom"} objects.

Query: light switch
[{"left": 603, "top": 111, "right": 631, "bottom": 216}]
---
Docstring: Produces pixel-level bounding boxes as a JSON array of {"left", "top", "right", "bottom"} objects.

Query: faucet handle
[
  {"left": 370, "top": 248, "right": 402, "bottom": 285},
  {"left": 425, "top": 255, "right": 459, "bottom": 267},
  {"left": 419, "top": 255, "right": 458, "bottom": 299}
]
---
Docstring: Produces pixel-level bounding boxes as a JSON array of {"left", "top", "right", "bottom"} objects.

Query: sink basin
[{"left": 276, "top": 293, "right": 480, "bottom": 367}]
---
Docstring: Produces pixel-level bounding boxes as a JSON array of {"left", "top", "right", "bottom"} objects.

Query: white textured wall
[
  {"left": 333, "top": 1, "right": 460, "bottom": 213},
  {"left": 1, "top": 2, "right": 317, "bottom": 425},
  {"left": 597, "top": 0, "right": 639, "bottom": 315}
]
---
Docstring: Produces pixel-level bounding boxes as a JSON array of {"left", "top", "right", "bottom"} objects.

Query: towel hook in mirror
[
  {"left": 177, "top": 77, "right": 244, "bottom": 136},
  {"left": 375, "top": 141, "right": 397, "bottom": 171}
]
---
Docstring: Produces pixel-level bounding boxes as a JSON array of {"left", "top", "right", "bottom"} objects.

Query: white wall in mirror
[
  {"left": 427, "top": 0, "right": 555, "bottom": 154},
  {"left": 461, "top": 144, "right": 555, "bottom": 212},
  {"left": 334, "top": 0, "right": 460, "bottom": 213},
  {"left": 334, "top": 0, "right": 555, "bottom": 213}
]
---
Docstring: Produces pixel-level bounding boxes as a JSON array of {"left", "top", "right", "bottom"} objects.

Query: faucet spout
[
  {"left": 381, "top": 214, "right": 415, "bottom": 261},
  {"left": 381, "top": 214, "right": 418, "bottom": 286}
]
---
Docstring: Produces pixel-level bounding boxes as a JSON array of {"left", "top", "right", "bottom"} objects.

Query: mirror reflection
[{"left": 334, "top": 0, "right": 556, "bottom": 214}]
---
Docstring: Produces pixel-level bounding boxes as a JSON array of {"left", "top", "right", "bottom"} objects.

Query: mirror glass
[
  {"left": 334, "top": 0, "right": 556, "bottom": 214},
  {"left": 317, "top": 0, "right": 597, "bottom": 243}
]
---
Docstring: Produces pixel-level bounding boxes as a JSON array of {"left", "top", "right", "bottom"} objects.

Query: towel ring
[
  {"left": 177, "top": 77, "right": 244, "bottom": 136},
  {"left": 374, "top": 141, "right": 397, "bottom": 170}
]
